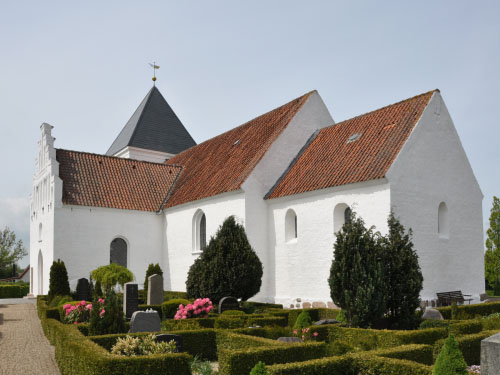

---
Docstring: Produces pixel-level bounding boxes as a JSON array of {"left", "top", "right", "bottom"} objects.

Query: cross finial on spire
[{"left": 149, "top": 62, "right": 160, "bottom": 85}]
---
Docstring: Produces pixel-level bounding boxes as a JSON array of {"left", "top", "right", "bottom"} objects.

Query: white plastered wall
[
  {"left": 268, "top": 181, "right": 391, "bottom": 307},
  {"left": 387, "top": 92, "right": 484, "bottom": 301},
  {"left": 113, "top": 146, "right": 175, "bottom": 163}
]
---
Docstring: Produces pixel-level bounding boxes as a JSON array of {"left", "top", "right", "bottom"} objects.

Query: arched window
[
  {"left": 285, "top": 209, "right": 297, "bottom": 242},
  {"left": 334, "top": 203, "right": 351, "bottom": 233},
  {"left": 38, "top": 250, "right": 43, "bottom": 295},
  {"left": 38, "top": 223, "right": 42, "bottom": 242},
  {"left": 438, "top": 202, "right": 449, "bottom": 238},
  {"left": 110, "top": 238, "right": 127, "bottom": 267},
  {"left": 193, "top": 210, "right": 207, "bottom": 252}
]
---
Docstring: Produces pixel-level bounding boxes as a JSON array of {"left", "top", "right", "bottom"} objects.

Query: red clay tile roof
[
  {"left": 163, "top": 91, "right": 314, "bottom": 208},
  {"left": 266, "top": 90, "right": 436, "bottom": 199},
  {"left": 56, "top": 149, "right": 182, "bottom": 211}
]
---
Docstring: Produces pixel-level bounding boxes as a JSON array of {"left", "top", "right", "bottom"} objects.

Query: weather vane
[{"left": 149, "top": 62, "right": 160, "bottom": 85}]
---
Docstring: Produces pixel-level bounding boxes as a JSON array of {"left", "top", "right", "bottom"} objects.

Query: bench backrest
[{"left": 436, "top": 291, "right": 465, "bottom": 302}]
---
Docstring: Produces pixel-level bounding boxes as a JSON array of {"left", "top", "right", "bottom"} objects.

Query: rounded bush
[
  {"left": 294, "top": 310, "right": 312, "bottom": 330},
  {"left": 162, "top": 298, "right": 191, "bottom": 319}
]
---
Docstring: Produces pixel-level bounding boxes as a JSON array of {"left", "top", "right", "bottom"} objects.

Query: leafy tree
[
  {"left": 0, "top": 227, "right": 27, "bottom": 278},
  {"left": 432, "top": 335, "right": 468, "bottom": 375},
  {"left": 91, "top": 263, "right": 134, "bottom": 293},
  {"left": 380, "top": 213, "right": 423, "bottom": 329},
  {"left": 328, "top": 210, "right": 386, "bottom": 328},
  {"left": 485, "top": 196, "right": 500, "bottom": 295},
  {"left": 48, "top": 259, "right": 70, "bottom": 301},
  {"left": 186, "top": 216, "right": 263, "bottom": 303},
  {"left": 143, "top": 263, "right": 163, "bottom": 296}
]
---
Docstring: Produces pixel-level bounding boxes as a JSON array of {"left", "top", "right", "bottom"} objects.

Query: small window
[
  {"left": 438, "top": 202, "right": 449, "bottom": 238},
  {"left": 110, "top": 238, "right": 127, "bottom": 268},
  {"left": 334, "top": 203, "right": 351, "bottom": 233},
  {"left": 38, "top": 223, "right": 42, "bottom": 242},
  {"left": 344, "top": 207, "right": 352, "bottom": 225},
  {"left": 285, "top": 209, "right": 297, "bottom": 242},
  {"left": 193, "top": 210, "right": 207, "bottom": 252},
  {"left": 200, "top": 214, "right": 206, "bottom": 250}
]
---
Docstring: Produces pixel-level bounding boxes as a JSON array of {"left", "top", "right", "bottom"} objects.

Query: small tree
[
  {"left": 380, "top": 213, "right": 423, "bottom": 329},
  {"left": 293, "top": 310, "right": 312, "bottom": 330},
  {"left": 328, "top": 210, "right": 386, "bottom": 328},
  {"left": 485, "top": 196, "right": 500, "bottom": 295},
  {"left": 432, "top": 335, "right": 468, "bottom": 375},
  {"left": 143, "top": 263, "right": 163, "bottom": 296},
  {"left": 89, "top": 290, "right": 125, "bottom": 335},
  {"left": 250, "top": 361, "right": 267, "bottom": 375},
  {"left": 91, "top": 263, "right": 134, "bottom": 293},
  {"left": 0, "top": 227, "right": 27, "bottom": 278},
  {"left": 48, "top": 259, "right": 70, "bottom": 301},
  {"left": 186, "top": 216, "right": 263, "bottom": 303}
]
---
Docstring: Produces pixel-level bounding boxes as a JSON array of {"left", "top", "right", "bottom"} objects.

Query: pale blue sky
[{"left": 1, "top": 1, "right": 499, "bottom": 268}]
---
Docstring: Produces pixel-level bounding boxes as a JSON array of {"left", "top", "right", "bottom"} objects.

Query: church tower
[{"left": 106, "top": 87, "right": 196, "bottom": 163}]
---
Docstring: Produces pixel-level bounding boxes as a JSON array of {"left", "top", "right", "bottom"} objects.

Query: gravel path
[{"left": 0, "top": 301, "right": 60, "bottom": 375}]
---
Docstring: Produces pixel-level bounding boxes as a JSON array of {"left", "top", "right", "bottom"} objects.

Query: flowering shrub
[
  {"left": 111, "top": 334, "right": 176, "bottom": 356},
  {"left": 63, "top": 298, "right": 104, "bottom": 324},
  {"left": 174, "top": 298, "right": 213, "bottom": 320},
  {"left": 292, "top": 327, "right": 319, "bottom": 342}
]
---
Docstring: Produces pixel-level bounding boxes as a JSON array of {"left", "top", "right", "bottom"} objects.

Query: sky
[{"left": 0, "top": 1, "right": 499, "bottom": 268}]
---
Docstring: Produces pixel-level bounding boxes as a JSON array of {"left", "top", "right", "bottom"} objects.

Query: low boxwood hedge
[
  {"left": 370, "top": 344, "right": 434, "bottom": 366},
  {"left": 438, "top": 301, "right": 500, "bottom": 319},
  {"left": 161, "top": 299, "right": 191, "bottom": 319},
  {"left": 0, "top": 284, "right": 29, "bottom": 298},
  {"left": 162, "top": 317, "right": 216, "bottom": 331},
  {"left": 164, "top": 291, "right": 189, "bottom": 301},
  {"left": 285, "top": 308, "right": 339, "bottom": 327}
]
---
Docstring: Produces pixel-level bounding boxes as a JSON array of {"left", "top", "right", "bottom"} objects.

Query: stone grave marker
[
  {"left": 76, "top": 278, "right": 90, "bottom": 301},
  {"left": 129, "top": 310, "right": 161, "bottom": 333},
  {"left": 481, "top": 332, "right": 500, "bottom": 375},
  {"left": 422, "top": 307, "right": 443, "bottom": 320},
  {"left": 156, "top": 334, "right": 183, "bottom": 352},
  {"left": 218, "top": 296, "right": 239, "bottom": 314},
  {"left": 124, "top": 282, "right": 139, "bottom": 319},
  {"left": 313, "top": 319, "right": 340, "bottom": 326},
  {"left": 147, "top": 274, "right": 164, "bottom": 305},
  {"left": 277, "top": 337, "right": 302, "bottom": 343}
]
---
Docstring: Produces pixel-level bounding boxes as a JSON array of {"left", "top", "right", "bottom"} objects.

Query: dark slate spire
[{"left": 106, "top": 86, "right": 196, "bottom": 156}]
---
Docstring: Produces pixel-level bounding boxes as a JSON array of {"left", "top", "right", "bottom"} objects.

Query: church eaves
[{"left": 106, "top": 86, "right": 196, "bottom": 156}]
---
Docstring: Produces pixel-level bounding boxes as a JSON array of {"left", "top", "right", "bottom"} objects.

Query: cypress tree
[
  {"left": 328, "top": 210, "right": 386, "bottom": 328},
  {"left": 143, "top": 263, "right": 163, "bottom": 296},
  {"left": 380, "top": 213, "right": 423, "bottom": 329},
  {"left": 433, "top": 335, "right": 468, "bottom": 375},
  {"left": 186, "top": 216, "right": 263, "bottom": 303},
  {"left": 48, "top": 259, "right": 70, "bottom": 301}
]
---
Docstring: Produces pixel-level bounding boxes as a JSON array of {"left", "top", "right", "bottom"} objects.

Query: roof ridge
[
  {"left": 56, "top": 148, "right": 183, "bottom": 168},
  {"left": 167, "top": 90, "right": 316, "bottom": 161}
]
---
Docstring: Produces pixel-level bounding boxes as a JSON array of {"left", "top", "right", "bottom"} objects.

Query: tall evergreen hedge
[{"left": 48, "top": 258, "right": 70, "bottom": 301}]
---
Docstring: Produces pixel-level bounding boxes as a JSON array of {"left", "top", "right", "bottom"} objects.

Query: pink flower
[
  {"left": 74, "top": 322, "right": 78, "bottom": 325},
  {"left": 293, "top": 330, "right": 298, "bottom": 335},
  {"left": 301, "top": 335, "right": 305, "bottom": 341},
  {"left": 313, "top": 332, "right": 319, "bottom": 337},
  {"left": 63, "top": 304, "right": 71, "bottom": 310},
  {"left": 86, "top": 304, "right": 92, "bottom": 310},
  {"left": 79, "top": 300, "right": 86, "bottom": 306},
  {"left": 98, "top": 298, "right": 105, "bottom": 304},
  {"left": 182, "top": 316, "right": 187, "bottom": 319},
  {"left": 100, "top": 309, "right": 105, "bottom": 317}
]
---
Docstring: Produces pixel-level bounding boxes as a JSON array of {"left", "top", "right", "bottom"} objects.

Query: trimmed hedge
[
  {"left": 0, "top": 284, "right": 29, "bottom": 298},
  {"left": 161, "top": 299, "right": 190, "bottom": 319},
  {"left": 241, "top": 301, "right": 284, "bottom": 314},
  {"left": 433, "top": 330, "right": 500, "bottom": 365},
  {"left": 162, "top": 317, "right": 216, "bottom": 331},
  {"left": 138, "top": 304, "right": 162, "bottom": 319},
  {"left": 285, "top": 308, "right": 339, "bottom": 327},
  {"left": 219, "top": 341, "right": 327, "bottom": 375},
  {"left": 164, "top": 291, "right": 189, "bottom": 301},
  {"left": 438, "top": 301, "right": 500, "bottom": 319},
  {"left": 447, "top": 320, "right": 483, "bottom": 336},
  {"left": 370, "top": 344, "right": 434, "bottom": 366},
  {"left": 232, "top": 327, "right": 291, "bottom": 340}
]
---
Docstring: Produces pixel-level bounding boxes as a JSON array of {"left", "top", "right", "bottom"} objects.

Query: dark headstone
[
  {"left": 76, "top": 278, "right": 90, "bottom": 301},
  {"left": 218, "top": 296, "right": 240, "bottom": 314},
  {"left": 124, "top": 282, "right": 139, "bottom": 319},
  {"left": 277, "top": 337, "right": 302, "bottom": 343},
  {"left": 156, "top": 334, "right": 183, "bottom": 352},
  {"left": 313, "top": 319, "right": 340, "bottom": 326},
  {"left": 129, "top": 310, "right": 161, "bottom": 333}
]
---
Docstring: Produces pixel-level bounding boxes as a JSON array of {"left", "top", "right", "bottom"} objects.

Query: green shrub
[
  {"left": 48, "top": 259, "right": 70, "bottom": 302},
  {"left": 163, "top": 317, "right": 216, "bottom": 331},
  {"left": 89, "top": 290, "right": 126, "bottom": 335},
  {"left": 335, "top": 310, "right": 346, "bottom": 324},
  {"left": 241, "top": 302, "right": 283, "bottom": 314},
  {"left": 0, "top": 284, "right": 29, "bottom": 298},
  {"left": 232, "top": 327, "right": 291, "bottom": 340},
  {"left": 48, "top": 294, "right": 73, "bottom": 307},
  {"left": 162, "top": 299, "right": 191, "bottom": 319},
  {"left": 164, "top": 291, "right": 189, "bottom": 301},
  {"left": 186, "top": 216, "right": 263, "bottom": 303},
  {"left": 419, "top": 320, "right": 449, "bottom": 330},
  {"left": 481, "top": 313, "right": 500, "bottom": 330},
  {"left": 447, "top": 320, "right": 482, "bottom": 336},
  {"left": 93, "top": 279, "right": 103, "bottom": 299},
  {"left": 371, "top": 344, "right": 434, "bottom": 366},
  {"left": 144, "top": 263, "right": 163, "bottom": 298},
  {"left": 250, "top": 361, "right": 268, "bottom": 375},
  {"left": 138, "top": 304, "right": 163, "bottom": 319},
  {"left": 222, "top": 310, "right": 245, "bottom": 315},
  {"left": 286, "top": 308, "right": 338, "bottom": 327},
  {"left": 437, "top": 301, "right": 500, "bottom": 319},
  {"left": 91, "top": 263, "right": 134, "bottom": 292},
  {"left": 293, "top": 311, "right": 312, "bottom": 330},
  {"left": 433, "top": 335, "right": 468, "bottom": 375}
]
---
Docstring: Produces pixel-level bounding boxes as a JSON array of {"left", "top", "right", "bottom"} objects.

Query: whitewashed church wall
[
  {"left": 113, "top": 145, "right": 175, "bottom": 163},
  {"left": 387, "top": 92, "right": 484, "bottom": 302},
  {"left": 267, "top": 181, "right": 391, "bottom": 308},
  {"left": 164, "top": 192, "right": 245, "bottom": 292},
  {"left": 52, "top": 205, "right": 164, "bottom": 291}
]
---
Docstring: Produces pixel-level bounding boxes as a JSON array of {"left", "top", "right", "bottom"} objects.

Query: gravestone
[
  {"left": 218, "top": 296, "right": 240, "bottom": 314},
  {"left": 156, "top": 334, "right": 183, "bottom": 352},
  {"left": 313, "top": 319, "right": 340, "bottom": 326},
  {"left": 277, "top": 337, "right": 302, "bottom": 343},
  {"left": 481, "top": 332, "right": 500, "bottom": 375},
  {"left": 422, "top": 307, "right": 443, "bottom": 320},
  {"left": 124, "top": 282, "right": 139, "bottom": 319},
  {"left": 147, "top": 274, "right": 164, "bottom": 305},
  {"left": 129, "top": 309, "right": 161, "bottom": 333},
  {"left": 76, "top": 278, "right": 90, "bottom": 301}
]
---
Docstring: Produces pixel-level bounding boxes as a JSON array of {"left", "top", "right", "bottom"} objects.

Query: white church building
[{"left": 29, "top": 86, "right": 485, "bottom": 306}]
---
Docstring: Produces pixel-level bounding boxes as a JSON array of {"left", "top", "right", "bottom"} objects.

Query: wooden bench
[{"left": 436, "top": 291, "right": 473, "bottom": 307}]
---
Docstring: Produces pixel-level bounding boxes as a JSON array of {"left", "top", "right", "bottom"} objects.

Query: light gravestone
[
  {"left": 156, "top": 334, "right": 183, "bottom": 352},
  {"left": 147, "top": 274, "right": 164, "bottom": 305},
  {"left": 129, "top": 310, "right": 161, "bottom": 333},
  {"left": 76, "top": 278, "right": 90, "bottom": 301},
  {"left": 422, "top": 308, "right": 443, "bottom": 320},
  {"left": 481, "top": 332, "right": 500, "bottom": 375},
  {"left": 218, "top": 296, "right": 240, "bottom": 314},
  {"left": 124, "top": 282, "right": 139, "bottom": 320},
  {"left": 277, "top": 337, "right": 302, "bottom": 343}
]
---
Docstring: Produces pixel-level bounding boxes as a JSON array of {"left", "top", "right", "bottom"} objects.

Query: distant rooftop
[{"left": 106, "top": 86, "right": 196, "bottom": 156}]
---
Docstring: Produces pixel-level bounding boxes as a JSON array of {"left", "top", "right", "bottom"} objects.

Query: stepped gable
[
  {"left": 57, "top": 149, "right": 182, "bottom": 212},
  {"left": 266, "top": 90, "right": 437, "bottom": 199},
  {"left": 163, "top": 91, "right": 314, "bottom": 208},
  {"left": 106, "top": 86, "right": 196, "bottom": 156}
]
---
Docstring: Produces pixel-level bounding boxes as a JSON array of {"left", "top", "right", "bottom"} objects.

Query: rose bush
[
  {"left": 63, "top": 298, "right": 104, "bottom": 324},
  {"left": 292, "top": 327, "right": 319, "bottom": 342},
  {"left": 174, "top": 298, "right": 213, "bottom": 320}
]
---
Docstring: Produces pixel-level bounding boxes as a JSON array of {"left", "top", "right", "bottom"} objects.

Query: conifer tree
[
  {"left": 48, "top": 259, "right": 70, "bottom": 301},
  {"left": 432, "top": 335, "right": 468, "bottom": 375},
  {"left": 328, "top": 210, "right": 386, "bottom": 328},
  {"left": 485, "top": 196, "right": 500, "bottom": 294},
  {"left": 143, "top": 263, "right": 163, "bottom": 296},
  {"left": 186, "top": 216, "right": 263, "bottom": 303},
  {"left": 380, "top": 212, "right": 423, "bottom": 329}
]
